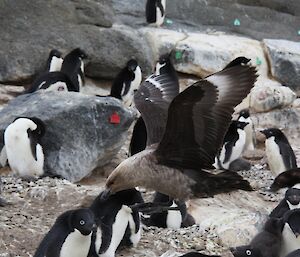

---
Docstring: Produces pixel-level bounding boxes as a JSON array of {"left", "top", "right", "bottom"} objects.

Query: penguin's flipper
[
  {"left": 0, "top": 145, "right": 8, "bottom": 167},
  {"left": 27, "top": 129, "right": 38, "bottom": 161},
  {"left": 270, "top": 200, "right": 290, "bottom": 218},
  {"left": 131, "top": 210, "right": 141, "bottom": 233}
]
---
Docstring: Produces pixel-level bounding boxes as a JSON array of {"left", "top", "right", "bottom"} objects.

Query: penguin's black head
[
  {"left": 238, "top": 109, "right": 250, "bottom": 119},
  {"left": 49, "top": 49, "right": 62, "bottom": 58},
  {"left": 126, "top": 59, "right": 138, "bottom": 72},
  {"left": 68, "top": 48, "right": 88, "bottom": 59},
  {"left": 230, "top": 245, "right": 262, "bottom": 257},
  {"left": 260, "top": 128, "right": 285, "bottom": 139},
  {"left": 69, "top": 208, "right": 96, "bottom": 236},
  {"left": 270, "top": 168, "right": 300, "bottom": 191},
  {"left": 286, "top": 187, "right": 300, "bottom": 205},
  {"left": 158, "top": 53, "right": 171, "bottom": 65},
  {"left": 283, "top": 209, "right": 300, "bottom": 237},
  {"left": 229, "top": 120, "right": 249, "bottom": 131}
]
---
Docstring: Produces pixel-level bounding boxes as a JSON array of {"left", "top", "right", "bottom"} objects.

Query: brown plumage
[{"left": 105, "top": 58, "right": 258, "bottom": 200}]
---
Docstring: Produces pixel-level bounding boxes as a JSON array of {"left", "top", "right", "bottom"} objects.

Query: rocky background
[{"left": 0, "top": 0, "right": 300, "bottom": 256}]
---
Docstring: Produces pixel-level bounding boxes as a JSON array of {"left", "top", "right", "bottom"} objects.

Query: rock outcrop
[{"left": 0, "top": 92, "right": 135, "bottom": 181}]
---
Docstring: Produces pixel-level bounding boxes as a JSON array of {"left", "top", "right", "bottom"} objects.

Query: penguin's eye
[
  {"left": 246, "top": 250, "right": 251, "bottom": 256},
  {"left": 79, "top": 220, "right": 85, "bottom": 225}
]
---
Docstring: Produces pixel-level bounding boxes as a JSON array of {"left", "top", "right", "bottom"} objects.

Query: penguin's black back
[
  {"left": 110, "top": 66, "right": 135, "bottom": 100},
  {"left": 146, "top": 0, "right": 157, "bottom": 23},
  {"left": 129, "top": 117, "right": 147, "bottom": 156},
  {"left": 274, "top": 136, "right": 297, "bottom": 171},
  {"left": 25, "top": 71, "right": 77, "bottom": 93}
]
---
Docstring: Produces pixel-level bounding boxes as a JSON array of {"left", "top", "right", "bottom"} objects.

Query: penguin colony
[{"left": 0, "top": 1, "right": 300, "bottom": 257}]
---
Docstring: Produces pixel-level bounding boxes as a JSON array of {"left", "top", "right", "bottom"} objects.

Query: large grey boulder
[
  {"left": 112, "top": 0, "right": 300, "bottom": 41},
  {"left": 0, "top": 92, "right": 135, "bottom": 182},
  {"left": 263, "top": 39, "right": 300, "bottom": 96},
  {"left": 0, "top": 0, "right": 153, "bottom": 83}
]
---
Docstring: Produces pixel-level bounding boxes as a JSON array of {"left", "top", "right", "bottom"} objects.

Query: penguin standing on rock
[
  {"left": 33, "top": 208, "right": 96, "bottom": 257},
  {"left": 3, "top": 117, "right": 45, "bottom": 178},
  {"left": 260, "top": 128, "right": 297, "bottom": 176},
  {"left": 61, "top": 48, "right": 87, "bottom": 92},
  {"left": 45, "top": 49, "right": 63, "bottom": 72},
  {"left": 238, "top": 109, "right": 255, "bottom": 151},
  {"left": 146, "top": 0, "right": 166, "bottom": 27},
  {"left": 110, "top": 59, "right": 142, "bottom": 107},
  {"left": 214, "top": 121, "right": 249, "bottom": 170},
  {"left": 89, "top": 189, "right": 144, "bottom": 257},
  {"left": 270, "top": 186, "right": 300, "bottom": 218}
]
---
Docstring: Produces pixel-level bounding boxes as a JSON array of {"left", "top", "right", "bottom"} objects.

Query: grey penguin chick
[
  {"left": 231, "top": 217, "right": 282, "bottom": 257},
  {"left": 33, "top": 208, "right": 96, "bottom": 257}
]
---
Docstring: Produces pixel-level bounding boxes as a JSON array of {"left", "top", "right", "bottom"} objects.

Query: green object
[
  {"left": 175, "top": 51, "right": 183, "bottom": 60},
  {"left": 298, "top": 30, "right": 300, "bottom": 35},
  {"left": 233, "top": 19, "right": 241, "bottom": 26},
  {"left": 165, "top": 19, "right": 173, "bottom": 25},
  {"left": 256, "top": 57, "right": 262, "bottom": 65}
]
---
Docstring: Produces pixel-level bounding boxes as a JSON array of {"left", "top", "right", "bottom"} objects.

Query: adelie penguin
[
  {"left": 231, "top": 218, "right": 282, "bottom": 257},
  {"left": 110, "top": 59, "right": 142, "bottom": 107},
  {"left": 142, "top": 192, "right": 195, "bottom": 229},
  {"left": 238, "top": 109, "right": 255, "bottom": 152},
  {"left": 270, "top": 186, "right": 300, "bottom": 218},
  {"left": 280, "top": 209, "right": 300, "bottom": 257},
  {"left": 146, "top": 0, "right": 166, "bottom": 27},
  {"left": 61, "top": 48, "right": 87, "bottom": 92},
  {"left": 270, "top": 168, "right": 300, "bottom": 192},
  {"left": 45, "top": 49, "right": 64, "bottom": 72},
  {"left": 33, "top": 208, "right": 96, "bottom": 257},
  {"left": 261, "top": 128, "right": 297, "bottom": 176},
  {"left": 89, "top": 189, "right": 144, "bottom": 257},
  {"left": 214, "top": 120, "right": 249, "bottom": 170},
  {"left": 2, "top": 117, "right": 45, "bottom": 178},
  {"left": 25, "top": 71, "right": 78, "bottom": 93}
]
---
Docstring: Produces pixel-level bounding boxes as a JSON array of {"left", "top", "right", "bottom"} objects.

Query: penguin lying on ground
[
  {"left": 109, "top": 59, "right": 142, "bottom": 107},
  {"left": 146, "top": 0, "right": 166, "bottom": 27},
  {"left": 260, "top": 128, "right": 297, "bottom": 176},
  {"left": 280, "top": 209, "right": 300, "bottom": 257},
  {"left": 238, "top": 109, "right": 255, "bottom": 152},
  {"left": 270, "top": 186, "right": 300, "bottom": 218},
  {"left": 214, "top": 121, "right": 249, "bottom": 170},
  {"left": 60, "top": 48, "right": 87, "bottom": 92},
  {"left": 231, "top": 218, "right": 282, "bottom": 257},
  {"left": 2, "top": 117, "right": 45, "bottom": 178},
  {"left": 142, "top": 192, "right": 195, "bottom": 229},
  {"left": 33, "top": 208, "right": 96, "bottom": 257},
  {"left": 270, "top": 168, "right": 300, "bottom": 192},
  {"left": 89, "top": 189, "right": 144, "bottom": 257}
]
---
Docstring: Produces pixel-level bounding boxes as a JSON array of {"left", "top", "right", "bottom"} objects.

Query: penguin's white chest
[
  {"left": 128, "top": 213, "right": 141, "bottom": 247},
  {"left": 4, "top": 125, "right": 44, "bottom": 177},
  {"left": 156, "top": 0, "right": 166, "bottom": 26},
  {"left": 122, "top": 66, "right": 142, "bottom": 107},
  {"left": 166, "top": 202, "right": 182, "bottom": 229},
  {"left": 265, "top": 137, "right": 286, "bottom": 176},
  {"left": 49, "top": 56, "right": 63, "bottom": 72},
  {"left": 280, "top": 224, "right": 300, "bottom": 257},
  {"left": 60, "top": 229, "right": 91, "bottom": 257},
  {"left": 99, "top": 205, "right": 131, "bottom": 257},
  {"left": 239, "top": 117, "right": 254, "bottom": 151},
  {"left": 287, "top": 201, "right": 300, "bottom": 210}
]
